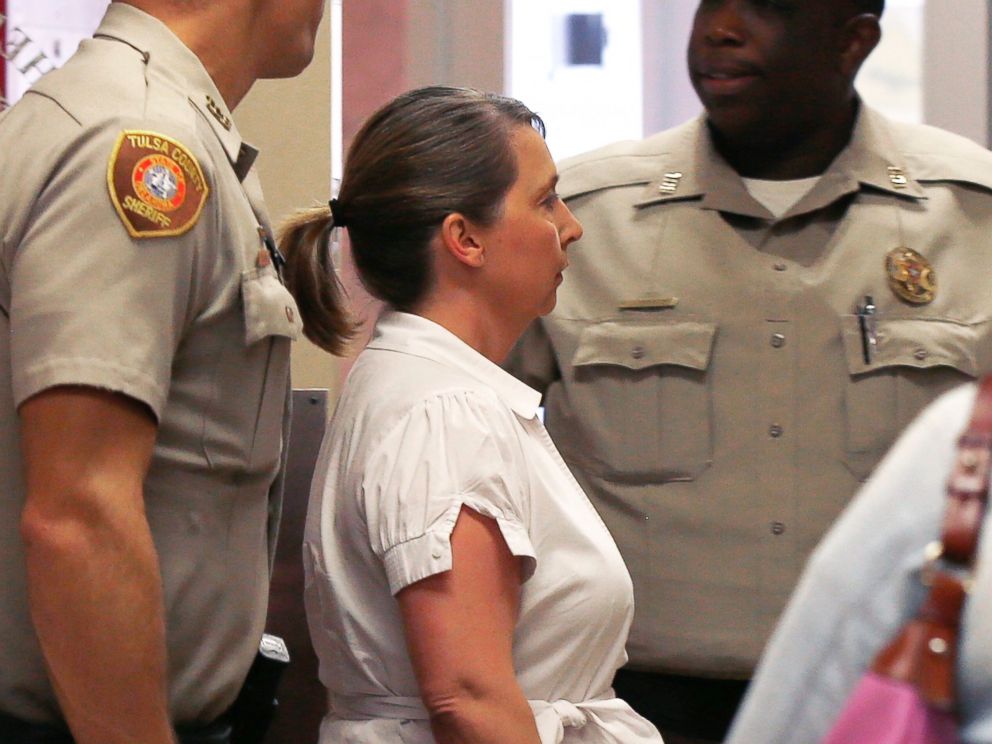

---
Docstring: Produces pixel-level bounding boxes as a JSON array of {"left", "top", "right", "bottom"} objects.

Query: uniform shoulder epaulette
[
  {"left": 558, "top": 120, "right": 695, "bottom": 201},
  {"left": 890, "top": 119, "right": 992, "bottom": 193}
]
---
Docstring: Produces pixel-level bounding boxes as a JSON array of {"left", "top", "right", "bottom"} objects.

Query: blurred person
[
  {"left": 507, "top": 1, "right": 992, "bottom": 741},
  {"left": 728, "top": 380, "right": 992, "bottom": 743},
  {"left": 0, "top": 0, "right": 324, "bottom": 742},
  {"left": 282, "top": 85, "right": 662, "bottom": 744}
]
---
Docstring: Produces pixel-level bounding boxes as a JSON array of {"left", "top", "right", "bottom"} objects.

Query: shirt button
[
  {"left": 769, "top": 424, "right": 784, "bottom": 438},
  {"left": 773, "top": 262, "right": 788, "bottom": 272},
  {"left": 914, "top": 348, "right": 929, "bottom": 361},
  {"left": 771, "top": 333, "right": 786, "bottom": 348},
  {"left": 631, "top": 345, "right": 646, "bottom": 360},
  {"left": 431, "top": 549, "right": 442, "bottom": 560},
  {"left": 771, "top": 521, "right": 786, "bottom": 536},
  {"left": 285, "top": 306, "right": 296, "bottom": 323}
]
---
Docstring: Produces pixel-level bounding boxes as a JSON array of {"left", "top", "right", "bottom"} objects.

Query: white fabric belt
[{"left": 329, "top": 692, "right": 632, "bottom": 743}]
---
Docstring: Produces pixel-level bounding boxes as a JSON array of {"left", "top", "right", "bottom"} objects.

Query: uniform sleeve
[
  {"left": 727, "top": 383, "right": 976, "bottom": 744},
  {"left": 9, "top": 118, "right": 213, "bottom": 418},
  {"left": 504, "top": 319, "right": 560, "bottom": 397},
  {"left": 362, "top": 389, "right": 538, "bottom": 596}
]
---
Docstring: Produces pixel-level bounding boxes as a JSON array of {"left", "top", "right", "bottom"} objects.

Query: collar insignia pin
[
  {"left": 206, "top": 95, "right": 232, "bottom": 131},
  {"left": 658, "top": 172, "right": 683, "bottom": 195},
  {"left": 887, "top": 165, "right": 908, "bottom": 189},
  {"left": 886, "top": 247, "right": 936, "bottom": 305}
]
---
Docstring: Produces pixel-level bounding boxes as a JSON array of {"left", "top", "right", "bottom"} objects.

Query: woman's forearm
[{"left": 427, "top": 684, "right": 540, "bottom": 744}]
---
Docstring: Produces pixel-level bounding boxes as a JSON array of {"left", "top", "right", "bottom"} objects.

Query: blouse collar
[{"left": 367, "top": 311, "right": 543, "bottom": 421}]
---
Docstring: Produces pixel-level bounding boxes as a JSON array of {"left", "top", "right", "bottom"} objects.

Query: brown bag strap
[
  {"left": 871, "top": 376, "right": 992, "bottom": 711},
  {"left": 942, "top": 374, "right": 992, "bottom": 566}
]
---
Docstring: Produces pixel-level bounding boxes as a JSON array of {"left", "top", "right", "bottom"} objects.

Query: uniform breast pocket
[
  {"left": 239, "top": 265, "right": 302, "bottom": 471},
  {"left": 841, "top": 316, "right": 979, "bottom": 481},
  {"left": 241, "top": 265, "right": 302, "bottom": 346},
  {"left": 568, "top": 318, "right": 717, "bottom": 483}
]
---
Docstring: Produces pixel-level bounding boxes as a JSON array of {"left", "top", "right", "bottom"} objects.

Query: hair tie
[{"left": 329, "top": 198, "right": 348, "bottom": 229}]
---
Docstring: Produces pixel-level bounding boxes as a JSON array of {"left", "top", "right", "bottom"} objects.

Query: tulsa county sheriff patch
[{"left": 107, "top": 130, "right": 209, "bottom": 238}]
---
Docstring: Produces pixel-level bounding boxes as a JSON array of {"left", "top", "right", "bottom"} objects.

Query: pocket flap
[
  {"left": 572, "top": 319, "right": 717, "bottom": 371},
  {"left": 241, "top": 267, "right": 302, "bottom": 346},
  {"left": 841, "top": 316, "right": 979, "bottom": 377}
]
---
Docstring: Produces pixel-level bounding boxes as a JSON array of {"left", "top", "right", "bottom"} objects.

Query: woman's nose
[{"left": 558, "top": 202, "right": 583, "bottom": 249}]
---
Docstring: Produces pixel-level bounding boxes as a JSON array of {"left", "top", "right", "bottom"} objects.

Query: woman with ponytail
[{"left": 289, "top": 86, "right": 663, "bottom": 744}]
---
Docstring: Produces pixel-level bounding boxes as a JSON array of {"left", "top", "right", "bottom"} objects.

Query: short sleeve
[
  {"left": 362, "top": 389, "right": 537, "bottom": 595},
  {"left": 9, "top": 117, "right": 212, "bottom": 418}
]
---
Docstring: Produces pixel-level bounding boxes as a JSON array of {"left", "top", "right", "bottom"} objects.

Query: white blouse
[{"left": 303, "top": 311, "right": 662, "bottom": 743}]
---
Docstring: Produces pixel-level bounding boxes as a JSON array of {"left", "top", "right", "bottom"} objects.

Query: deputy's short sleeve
[
  {"left": 9, "top": 119, "right": 212, "bottom": 418},
  {"left": 362, "top": 389, "right": 537, "bottom": 595}
]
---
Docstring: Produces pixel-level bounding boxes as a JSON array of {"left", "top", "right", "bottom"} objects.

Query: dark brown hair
[{"left": 279, "top": 86, "right": 545, "bottom": 355}]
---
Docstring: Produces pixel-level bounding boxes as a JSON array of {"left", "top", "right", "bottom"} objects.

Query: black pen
[
  {"left": 258, "top": 226, "right": 286, "bottom": 275},
  {"left": 857, "top": 295, "right": 877, "bottom": 365}
]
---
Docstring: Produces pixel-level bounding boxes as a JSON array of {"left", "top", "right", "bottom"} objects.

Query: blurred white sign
[
  {"left": 509, "top": 0, "right": 643, "bottom": 161},
  {"left": 2, "top": 1, "right": 110, "bottom": 109}
]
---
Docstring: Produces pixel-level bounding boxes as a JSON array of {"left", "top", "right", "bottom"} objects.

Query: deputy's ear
[
  {"left": 839, "top": 13, "right": 881, "bottom": 79},
  {"left": 439, "top": 212, "right": 485, "bottom": 268}
]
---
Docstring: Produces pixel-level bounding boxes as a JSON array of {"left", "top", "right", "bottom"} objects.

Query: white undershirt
[{"left": 742, "top": 175, "right": 822, "bottom": 219}]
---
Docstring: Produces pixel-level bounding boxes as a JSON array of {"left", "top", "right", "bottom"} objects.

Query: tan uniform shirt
[
  {"left": 508, "top": 105, "right": 992, "bottom": 678},
  {"left": 0, "top": 4, "right": 300, "bottom": 726}
]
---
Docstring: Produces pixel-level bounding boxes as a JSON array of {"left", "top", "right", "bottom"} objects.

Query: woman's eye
[{"left": 542, "top": 193, "right": 561, "bottom": 209}]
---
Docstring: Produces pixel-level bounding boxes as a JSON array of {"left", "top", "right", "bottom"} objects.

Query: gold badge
[
  {"left": 107, "top": 130, "right": 209, "bottom": 239},
  {"left": 885, "top": 247, "right": 936, "bottom": 305}
]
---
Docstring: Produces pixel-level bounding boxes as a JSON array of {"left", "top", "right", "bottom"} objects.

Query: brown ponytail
[{"left": 278, "top": 205, "right": 355, "bottom": 355}]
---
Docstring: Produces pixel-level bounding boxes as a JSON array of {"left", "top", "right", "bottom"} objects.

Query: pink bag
[
  {"left": 822, "top": 674, "right": 956, "bottom": 744},
  {"left": 821, "top": 375, "right": 992, "bottom": 744}
]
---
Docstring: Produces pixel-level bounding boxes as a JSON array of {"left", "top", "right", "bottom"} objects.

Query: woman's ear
[{"left": 439, "top": 212, "right": 486, "bottom": 268}]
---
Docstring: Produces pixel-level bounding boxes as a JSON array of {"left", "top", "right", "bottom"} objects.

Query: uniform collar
[
  {"left": 830, "top": 103, "right": 926, "bottom": 199},
  {"left": 367, "top": 312, "right": 543, "bottom": 420},
  {"left": 634, "top": 116, "right": 769, "bottom": 218},
  {"left": 636, "top": 102, "right": 925, "bottom": 220},
  {"left": 94, "top": 3, "right": 254, "bottom": 175}
]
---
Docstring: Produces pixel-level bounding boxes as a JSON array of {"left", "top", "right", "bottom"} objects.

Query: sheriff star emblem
[{"left": 885, "top": 247, "right": 936, "bottom": 305}]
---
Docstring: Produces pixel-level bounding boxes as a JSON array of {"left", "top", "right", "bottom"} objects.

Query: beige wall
[
  {"left": 407, "top": 0, "right": 505, "bottom": 92},
  {"left": 236, "top": 12, "right": 340, "bottom": 396},
  {"left": 923, "top": 0, "right": 990, "bottom": 146}
]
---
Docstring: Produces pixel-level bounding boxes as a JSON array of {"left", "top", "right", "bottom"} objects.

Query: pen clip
[
  {"left": 258, "top": 226, "right": 286, "bottom": 275},
  {"left": 857, "top": 295, "right": 877, "bottom": 365}
]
